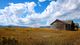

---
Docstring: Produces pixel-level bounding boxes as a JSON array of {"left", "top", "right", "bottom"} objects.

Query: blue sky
[
  {"left": 0, "top": 0, "right": 52, "bottom": 13},
  {"left": 0, "top": 0, "right": 80, "bottom": 27}
]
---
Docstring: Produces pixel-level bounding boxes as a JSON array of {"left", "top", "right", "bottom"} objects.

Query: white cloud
[
  {"left": 0, "top": 2, "right": 36, "bottom": 26},
  {"left": 39, "top": 0, "right": 46, "bottom": 2},
  {"left": 57, "top": 0, "right": 80, "bottom": 20},
  {"left": 0, "top": 0, "right": 80, "bottom": 27},
  {"left": 40, "top": 0, "right": 80, "bottom": 25}
]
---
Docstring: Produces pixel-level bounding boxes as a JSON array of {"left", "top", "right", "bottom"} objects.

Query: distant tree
[
  {"left": 75, "top": 23, "right": 79, "bottom": 31},
  {"left": 71, "top": 21, "right": 75, "bottom": 31}
]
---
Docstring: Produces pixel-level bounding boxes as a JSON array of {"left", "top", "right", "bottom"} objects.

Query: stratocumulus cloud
[{"left": 0, "top": 0, "right": 80, "bottom": 27}]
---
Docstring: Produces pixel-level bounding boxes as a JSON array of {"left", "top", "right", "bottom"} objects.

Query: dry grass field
[{"left": 0, "top": 27, "right": 80, "bottom": 45}]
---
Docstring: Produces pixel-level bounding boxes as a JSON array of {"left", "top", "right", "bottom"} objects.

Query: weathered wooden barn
[{"left": 50, "top": 19, "right": 76, "bottom": 30}]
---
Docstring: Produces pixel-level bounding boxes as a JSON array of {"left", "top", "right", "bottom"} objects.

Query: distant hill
[{"left": 40, "top": 26, "right": 51, "bottom": 28}]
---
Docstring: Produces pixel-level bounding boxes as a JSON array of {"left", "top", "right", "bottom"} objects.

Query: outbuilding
[{"left": 50, "top": 19, "right": 78, "bottom": 30}]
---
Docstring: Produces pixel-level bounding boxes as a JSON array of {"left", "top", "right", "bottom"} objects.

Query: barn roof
[
  {"left": 64, "top": 20, "right": 72, "bottom": 24},
  {"left": 50, "top": 19, "right": 72, "bottom": 25}
]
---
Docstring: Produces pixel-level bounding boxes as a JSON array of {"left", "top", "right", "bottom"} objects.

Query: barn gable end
[{"left": 50, "top": 19, "right": 72, "bottom": 30}]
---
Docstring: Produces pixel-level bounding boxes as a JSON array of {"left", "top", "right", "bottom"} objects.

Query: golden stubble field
[{"left": 0, "top": 27, "right": 80, "bottom": 45}]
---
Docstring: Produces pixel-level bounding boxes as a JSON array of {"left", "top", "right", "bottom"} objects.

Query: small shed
[{"left": 50, "top": 19, "right": 72, "bottom": 30}]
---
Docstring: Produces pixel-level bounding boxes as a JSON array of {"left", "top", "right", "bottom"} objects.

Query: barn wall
[
  {"left": 51, "top": 21, "right": 66, "bottom": 30},
  {"left": 66, "top": 24, "right": 71, "bottom": 30}
]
